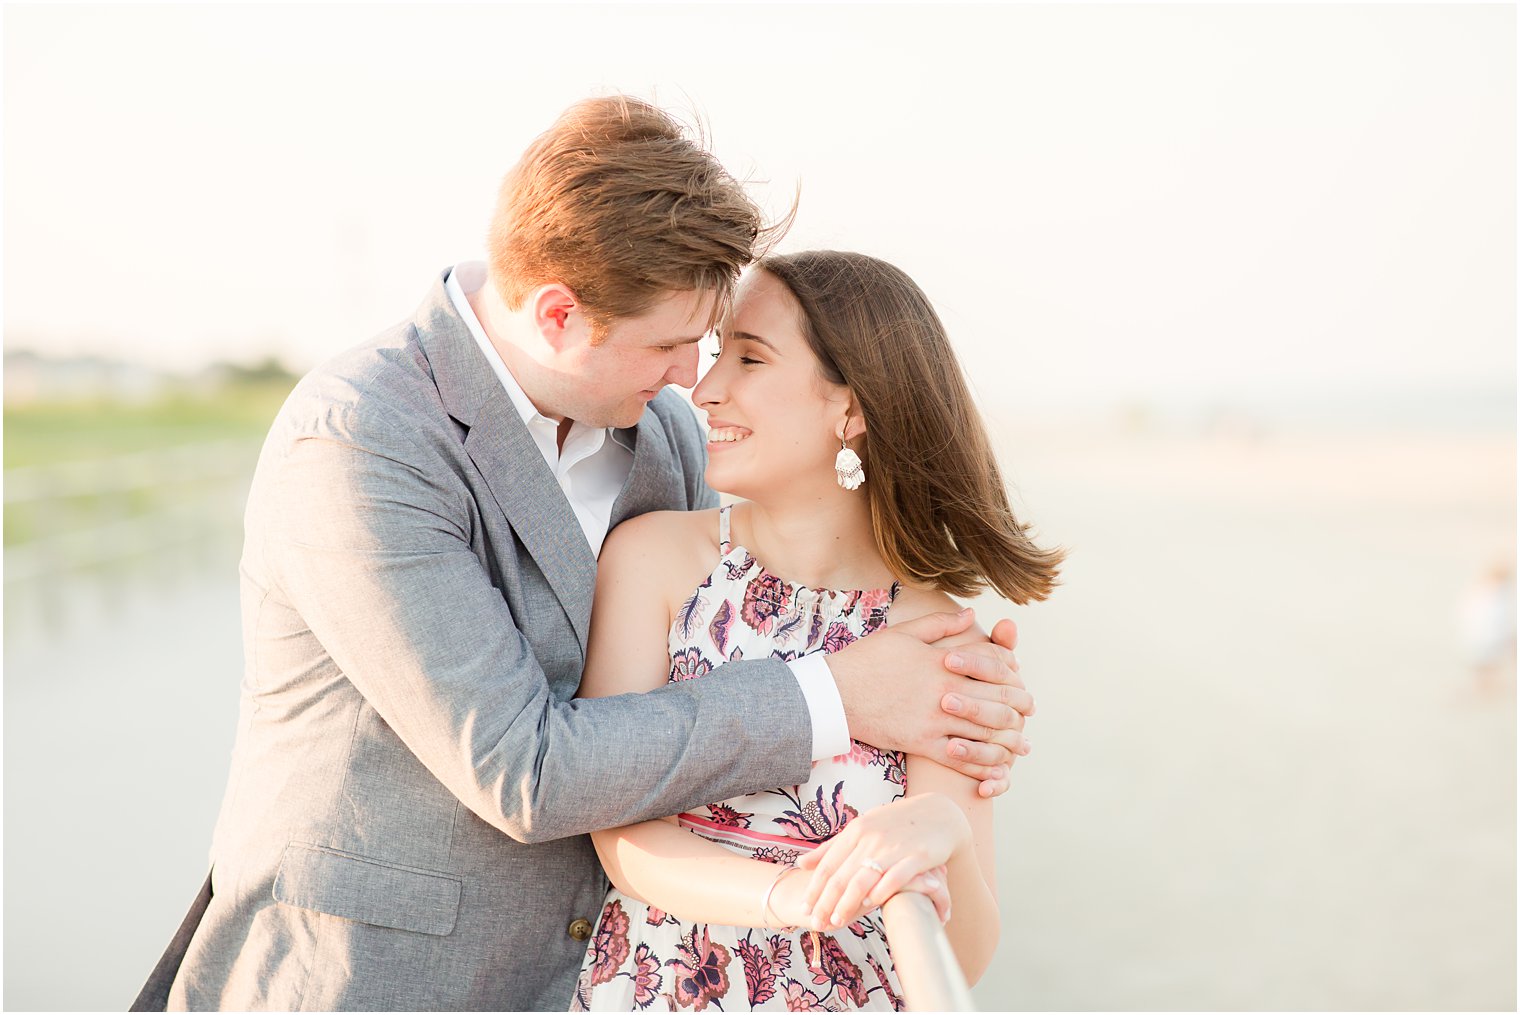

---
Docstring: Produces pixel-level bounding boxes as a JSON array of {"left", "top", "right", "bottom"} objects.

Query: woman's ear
[{"left": 839, "top": 402, "right": 868, "bottom": 442}]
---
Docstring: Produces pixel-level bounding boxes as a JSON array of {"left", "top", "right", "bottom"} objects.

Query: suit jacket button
[{"left": 568, "top": 917, "right": 593, "bottom": 941}]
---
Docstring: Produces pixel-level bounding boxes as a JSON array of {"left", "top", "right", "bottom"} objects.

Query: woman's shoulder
[
  {"left": 888, "top": 585, "right": 987, "bottom": 648},
  {"left": 604, "top": 507, "right": 722, "bottom": 556},
  {"left": 888, "top": 584, "right": 962, "bottom": 623},
  {"left": 600, "top": 508, "right": 724, "bottom": 595}
]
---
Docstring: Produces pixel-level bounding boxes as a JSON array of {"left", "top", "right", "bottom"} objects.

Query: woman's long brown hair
[{"left": 758, "top": 251, "right": 1064, "bottom": 604}]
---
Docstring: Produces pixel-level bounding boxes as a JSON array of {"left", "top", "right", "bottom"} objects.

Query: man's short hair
[{"left": 488, "top": 95, "right": 786, "bottom": 334}]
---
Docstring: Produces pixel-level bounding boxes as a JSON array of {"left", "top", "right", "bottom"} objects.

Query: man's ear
[{"left": 530, "top": 284, "right": 584, "bottom": 352}]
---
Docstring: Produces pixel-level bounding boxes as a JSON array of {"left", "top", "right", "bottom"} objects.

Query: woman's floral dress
[{"left": 571, "top": 506, "right": 909, "bottom": 1012}]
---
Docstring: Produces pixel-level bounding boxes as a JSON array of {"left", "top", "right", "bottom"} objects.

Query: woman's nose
[{"left": 692, "top": 361, "right": 724, "bottom": 407}]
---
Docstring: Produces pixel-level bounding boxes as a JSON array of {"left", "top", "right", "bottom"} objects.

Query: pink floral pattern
[
  {"left": 574, "top": 506, "right": 907, "bottom": 1011},
  {"left": 741, "top": 571, "right": 795, "bottom": 635},
  {"left": 752, "top": 845, "right": 803, "bottom": 867},
  {"left": 668, "top": 926, "right": 734, "bottom": 1011},
  {"left": 706, "top": 803, "right": 753, "bottom": 828},
  {"left": 708, "top": 600, "right": 735, "bottom": 657},
  {"left": 782, "top": 979, "right": 834, "bottom": 1012},
  {"left": 670, "top": 648, "right": 713, "bottom": 683},
  {"left": 590, "top": 900, "right": 632, "bottom": 986},
  {"left": 736, "top": 934, "right": 793, "bottom": 1007},
  {"left": 775, "top": 783, "right": 859, "bottom": 844},
  {"left": 801, "top": 932, "right": 869, "bottom": 1008},
  {"left": 630, "top": 944, "right": 664, "bottom": 1008},
  {"left": 821, "top": 621, "right": 856, "bottom": 655},
  {"left": 866, "top": 956, "right": 901, "bottom": 1012}
]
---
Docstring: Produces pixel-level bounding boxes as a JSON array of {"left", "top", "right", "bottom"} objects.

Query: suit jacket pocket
[{"left": 273, "top": 842, "right": 461, "bottom": 936}]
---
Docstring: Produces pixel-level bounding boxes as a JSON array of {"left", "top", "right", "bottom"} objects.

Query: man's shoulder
[
  {"left": 278, "top": 322, "right": 442, "bottom": 444},
  {"left": 641, "top": 389, "right": 713, "bottom": 503},
  {"left": 645, "top": 389, "right": 703, "bottom": 443}
]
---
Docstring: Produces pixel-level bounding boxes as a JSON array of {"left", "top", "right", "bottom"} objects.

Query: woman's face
[{"left": 692, "top": 269, "right": 854, "bottom": 502}]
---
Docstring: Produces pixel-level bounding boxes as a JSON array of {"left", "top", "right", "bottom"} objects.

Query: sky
[{"left": 3, "top": 3, "right": 1515, "bottom": 417}]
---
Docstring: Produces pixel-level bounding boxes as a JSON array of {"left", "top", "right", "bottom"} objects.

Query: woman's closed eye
[{"left": 708, "top": 351, "right": 763, "bottom": 365}]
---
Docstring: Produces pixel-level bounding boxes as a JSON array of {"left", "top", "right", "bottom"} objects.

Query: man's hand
[
  {"left": 952, "top": 617, "right": 1028, "bottom": 798},
  {"left": 827, "top": 610, "right": 1033, "bottom": 797}
]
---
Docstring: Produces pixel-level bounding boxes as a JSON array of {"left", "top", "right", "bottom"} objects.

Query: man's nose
[{"left": 668, "top": 344, "right": 700, "bottom": 390}]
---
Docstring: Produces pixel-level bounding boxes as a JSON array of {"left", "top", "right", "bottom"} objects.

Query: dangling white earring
[{"left": 835, "top": 436, "right": 864, "bottom": 491}]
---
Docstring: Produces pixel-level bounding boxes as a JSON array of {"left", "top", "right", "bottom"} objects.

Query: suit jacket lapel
[
  {"left": 609, "top": 407, "right": 685, "bottom": 531},
  {"left": 414, "top": 271, "right": 598, "bottom": 652}
]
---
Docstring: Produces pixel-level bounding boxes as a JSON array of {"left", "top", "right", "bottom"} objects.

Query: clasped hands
[{"left": 829, "top": 609, "right": 1034, "bottom": 797}]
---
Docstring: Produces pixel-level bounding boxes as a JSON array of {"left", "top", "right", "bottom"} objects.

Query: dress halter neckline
[{"left": 717, "top": 504, "right": 900, "bottom": 605}]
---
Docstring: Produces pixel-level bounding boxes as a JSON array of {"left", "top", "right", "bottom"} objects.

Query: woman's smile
[{"left": 705, "top": 419, "right": 754, "bottom": 448}]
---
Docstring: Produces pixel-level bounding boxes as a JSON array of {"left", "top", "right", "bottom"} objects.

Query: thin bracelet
[{"left": 760, "top": 865, "right": 803, "bottom": 929}]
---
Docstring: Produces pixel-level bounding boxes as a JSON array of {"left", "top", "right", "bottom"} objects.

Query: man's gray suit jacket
[{"left": 166, "top": 271, "right": 815, "bottom": 1011}]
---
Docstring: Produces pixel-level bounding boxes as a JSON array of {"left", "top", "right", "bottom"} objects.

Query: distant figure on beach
[
  {"left": 1458, "top": 561, "right": 1516, "bottom": 697},
  {"left": 132, "top": 95, "right": 1036, "bottom": 1012}
]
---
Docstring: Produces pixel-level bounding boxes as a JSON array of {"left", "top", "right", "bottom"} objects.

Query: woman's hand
[
  {"left": 890, "top": 866, "right": 953, "bottom": 925},
  {"left": 794, "top": 793, "right": 970, "bottom": 931},
  {"left": 769, "top": 863, "right": 952, "bottom": 931}
]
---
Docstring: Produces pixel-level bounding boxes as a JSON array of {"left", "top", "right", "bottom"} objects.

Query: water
[
  {"left": 3, "top": 428, "right": 1514, "bottom": 1010},
  {"left": 4, "top": 544, "right": 244, "bottom": 1011}
]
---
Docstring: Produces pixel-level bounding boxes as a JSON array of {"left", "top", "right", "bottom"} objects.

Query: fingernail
[
  {"left": 946, "top": 652, "right": 964, "bottom": 668},
  {"left": 944, "top": 694, "right": 963, "bottom": 713},
  {"left": 959, "top": 607, "right": 973, "bottom": 617},
  {"left": 829, "top": 911, "right": 842, "bottom": 927},
  {"left": 923, "top": 876, "right": 941, "bottom": 890},
  {"left": 949, "top": 742, "right": 967, "bottom": 759},
  {"left": 1021, "top": 740, "right": 1032, "bottom": 754}
]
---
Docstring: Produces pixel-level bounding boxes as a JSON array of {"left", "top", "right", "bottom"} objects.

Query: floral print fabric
[{"left": 572, "top": 506, "right": 908, "bottom": 1011}]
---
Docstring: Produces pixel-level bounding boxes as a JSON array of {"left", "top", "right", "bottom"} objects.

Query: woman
[{"left": 570, "top": 251, "right": 1063, "bottom": 1010}]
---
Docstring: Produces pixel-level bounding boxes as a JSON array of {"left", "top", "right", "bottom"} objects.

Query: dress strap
[{"left": 718, "top": 504, "right": 733, "bottom": 553}]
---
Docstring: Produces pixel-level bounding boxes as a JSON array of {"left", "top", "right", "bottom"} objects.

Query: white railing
[
  {"left": 3, "top": 438, "right": 260, "bottom": 582},
  {"left": 882, "top": 892, "right": 977, "bottom": 1011}
]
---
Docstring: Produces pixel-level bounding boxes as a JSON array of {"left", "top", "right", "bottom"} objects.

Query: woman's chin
[
  {"left": 703, "top": 471, "right": 739, "bottom": 499},
  {"left": 703, "top": 465, "right": 755, "bottom": 501}
]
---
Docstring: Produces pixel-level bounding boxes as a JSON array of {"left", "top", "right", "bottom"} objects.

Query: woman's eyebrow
[{"left": 730, "top": 330, "right": 779, "bottom": 353}]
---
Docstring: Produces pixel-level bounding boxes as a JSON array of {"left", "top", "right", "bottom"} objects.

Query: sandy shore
[{"left": 971, "top": 426, "right": 1515, "bottom": 1010}]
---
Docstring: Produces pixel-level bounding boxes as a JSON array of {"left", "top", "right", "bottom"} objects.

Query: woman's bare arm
[{"left": 576, "top": 509, "right": 822, "bottom": 927}]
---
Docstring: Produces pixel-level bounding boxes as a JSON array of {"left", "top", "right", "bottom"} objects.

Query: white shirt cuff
[{"left": 787, "top": 654, "right": 851, "bottom": 761}]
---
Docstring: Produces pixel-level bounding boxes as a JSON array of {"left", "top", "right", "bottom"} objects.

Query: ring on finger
[{"left": 861, "top": 857, "right": 886, "bottom": 874}]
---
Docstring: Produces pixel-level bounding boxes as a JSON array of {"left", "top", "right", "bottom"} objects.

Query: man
[{"left": 147, "top": 95, "right": 1031, "bottom": 1011}]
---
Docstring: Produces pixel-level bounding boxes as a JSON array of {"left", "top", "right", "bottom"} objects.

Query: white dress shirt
[{"left": 445, "top": 263, "right": 849, "bottom": 760}]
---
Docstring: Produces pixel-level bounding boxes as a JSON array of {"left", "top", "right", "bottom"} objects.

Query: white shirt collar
[
  {"left": 443, "top": 262, "right": 633, "bottom": 556},
  {"left": 445, "top": 262, "right": 554, "bottom": 431}
]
